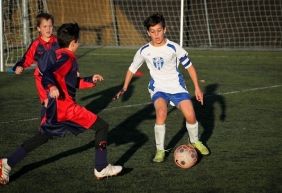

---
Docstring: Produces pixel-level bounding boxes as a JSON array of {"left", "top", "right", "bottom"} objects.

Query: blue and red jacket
[
  {"left": 13, "top": 35, "right": 59, "bottom": 103},
  {"left": 40, "top": 48, "right": 97, "bottom": 134},
  {"left": 42, "top": 48, "right": 95, "bottom": 100}
]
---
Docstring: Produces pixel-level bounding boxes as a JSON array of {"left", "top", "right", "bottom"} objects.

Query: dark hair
[
  {"left": 143, "top": 13, "right": 166, "bottom": 30},
  {"left": 36, "top": 12, "right": 54, "bottom": 27},
  {"left": 57, "top": 23, "right": 80, "bottom": 48}
]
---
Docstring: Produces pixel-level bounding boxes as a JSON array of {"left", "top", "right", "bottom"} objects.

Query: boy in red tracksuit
[
  {"left": 0, "top": 23, "right": 122, "bottom": 185},
  {"left": 13, "top": 12, "right": 59, "bottom": 107}
]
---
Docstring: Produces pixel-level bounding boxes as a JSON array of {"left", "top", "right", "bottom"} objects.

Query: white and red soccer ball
[{"left": 174, "top": 144, "right": 198, "bottom": 169}]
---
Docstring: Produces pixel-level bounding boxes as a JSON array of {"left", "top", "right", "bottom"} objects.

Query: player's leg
[
  {"left": 91, "top": 117, "right": 109, "bottom": 171},
  {"left": 152, "top": 96, "right": 168, "bottom": 162},
  {"left": 89, "top": 117, "right": 122, "bottom": 179},
  {"left": 0, "top": 132, "right": 51, "bottom": 185},
  {"left": 64, "top": 104, "right": 122, "bottom": 179},
  {"left": 178, "top": 100, "right": 209, "bottom": 155}
]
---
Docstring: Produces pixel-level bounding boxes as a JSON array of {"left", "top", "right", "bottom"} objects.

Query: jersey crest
[{"left": 153, "top": 57, "right": 164, "bottom": 70}]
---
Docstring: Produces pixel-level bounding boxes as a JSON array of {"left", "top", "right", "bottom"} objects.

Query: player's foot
[
  {"left": 192, "top": 141, "right": 210, "bottom": 155},
  {"left": 94, "top": 164, "right": 122, "bottom": 180},
  {"left": 153, "top": 149, "right": 165, "bottom": 162},
  {"left": 0, "top": 158, "right": 11, "bottom": 185}
]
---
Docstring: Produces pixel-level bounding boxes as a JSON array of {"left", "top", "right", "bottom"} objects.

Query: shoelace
[
  {"left": 2, "top": 166, "right": 9, "bottom": 177},
  {"left": 0, "top": 162, "right": 10, "bottom": 182}
]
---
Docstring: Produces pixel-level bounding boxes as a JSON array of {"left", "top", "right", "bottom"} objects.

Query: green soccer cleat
[
  {"left": 192, "top": 141, "right": 210, "bottom": 155},
  {"left": 153, "top": 149, "right": 165, "bottom": 162}
]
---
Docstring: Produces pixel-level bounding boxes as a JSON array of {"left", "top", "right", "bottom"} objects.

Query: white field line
[
  {"left": 0, "top": 84, "right": 281, "bottom": 124},
  {"left": 84, "top": 52, "right": 282, "bottom": 59},
  {"left": 209, "top": 84, "right": 282, "bottom": 96}
]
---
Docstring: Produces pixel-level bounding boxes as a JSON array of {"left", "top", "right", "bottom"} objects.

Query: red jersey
[
  {"left": 41, "top": 48, "right": 97, "bottom": 136},
  {"left": 13, "top": 35, "right": 59, "bottom": 103}
]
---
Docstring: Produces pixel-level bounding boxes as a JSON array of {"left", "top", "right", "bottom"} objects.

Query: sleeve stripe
[
  {"left": 182, "top": 60, "right": 191, "bottom": 68},
  {"left": 140, "top": 44, "right": 149, "bottom": 54},
  {"left": 167, "top": 43, "right": 176, "bottom": 52},
  {"left": 179, "top": 55, "right": 188, "bottom": 63},
  {"left": 182, "top": 58, "right": 190, "bottom": 65}
]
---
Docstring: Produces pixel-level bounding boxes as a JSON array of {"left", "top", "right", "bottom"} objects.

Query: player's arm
[
  {"left": 177, "top": 45, "right": 203, "bottom": 105},
  {"left": 42, "top": 65, "right": 59, "bottom": 99},
  {"left": 122, "top": 70, "right": 134, "bottom": 92},
  {"left": 13, "top": 40, "right": 38, "bottom": 74},
  {"left": 42, "top": 52, "right": 75, "bottom": 99},
  {"left": 186, "top": 65, "right": 203, "bottom": 105},
  {"left": 113, "top": 70, "right": 134, "bottom": 100},
  {"left": 113, "top": 49, "right": 144, "bottom": 100},
  {"left": 77, "top": 74, "right": 104, "bottom": 89},
  {"left": 38, "top": 50, "right": 59, "bottom": 98}
]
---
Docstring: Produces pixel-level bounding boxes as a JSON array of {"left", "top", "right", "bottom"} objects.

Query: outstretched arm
[
  {"left": 77, "top": 74, "right": 104, "bottom": 89},
  {"left": 13, "top": 40, "right": 38, "bottom": 74},
  {"left": 113, "top": 70, "right": 134, "bottom": 100},
  {"left": 187, "top": 65, "right": 203, "bottom": 105}
]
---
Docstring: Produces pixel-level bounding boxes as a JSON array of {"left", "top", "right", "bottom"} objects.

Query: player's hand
[
  {"left": 92, "top": 74, "right": 104, "bottom": 83},
  {"left": 43, "top": 99, "right": 48, "bottom": 108},
  {"left": 15, "top": 66, "right": 24, "bottom": 74},
  {"left": 195, "top": 88, "right": 204, "bottom": 105},
  {"left": 112, "top": 89, "right": 126, "bottom": 101},
  {"left": 49, "top": 86, "right": 60, "bottom": 98}
]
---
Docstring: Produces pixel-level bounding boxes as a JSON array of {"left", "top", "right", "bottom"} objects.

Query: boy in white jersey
[{"left": 114, "top": 13, "right": 209, "bottom": 162}]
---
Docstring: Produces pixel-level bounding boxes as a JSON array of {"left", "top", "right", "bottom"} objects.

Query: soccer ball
[{"left": 174, "top": 144, "right": 198, "bottom": 169}]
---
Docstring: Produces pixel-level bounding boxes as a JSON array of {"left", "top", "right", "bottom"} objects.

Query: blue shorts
[{"left": 152, "top": 92, "right": 192, "bottom": 106}]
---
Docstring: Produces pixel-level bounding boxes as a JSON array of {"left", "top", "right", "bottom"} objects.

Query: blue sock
[
  {"left": 7, "top": 147, "right": 27, "bottom": 167},
  {"left": 95, "top": 148, "right": 108, "bottom": 172}
]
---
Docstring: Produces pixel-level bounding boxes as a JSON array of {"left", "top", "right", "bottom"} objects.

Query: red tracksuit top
[
  {"left": 13, "top": 35, "right": 59, "bottom": 103},
  {"left": 40, "top": 48, "right": 97, "bottom": 136}
]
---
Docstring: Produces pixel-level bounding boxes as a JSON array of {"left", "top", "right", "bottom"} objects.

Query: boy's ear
[
  {"left": 147, "top": 30, "right": 150, "bottom": 37},
  {"left": 69, "top": 40, "right": 79, "bottom": 51},
  {"left": 69, "top": 40, "right": 75, "bottom": 48},
  {"left": 37, "top": 26, "right": 41, "bottom": 32}
]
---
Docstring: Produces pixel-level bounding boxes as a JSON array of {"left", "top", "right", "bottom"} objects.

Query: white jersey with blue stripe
[{"left": 129, "top": 39, "right": 192, "bottom": 94}]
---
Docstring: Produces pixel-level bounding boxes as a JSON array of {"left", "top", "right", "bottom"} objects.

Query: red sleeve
[
  {"left": 14, "top": 40, "right": 39, "bottom": 69},
  {"left": 22, "top": 40, "right": 39, "bottom": 68},
  {"left": 78, "top": 77, "right": 96, "bottom": 89}
]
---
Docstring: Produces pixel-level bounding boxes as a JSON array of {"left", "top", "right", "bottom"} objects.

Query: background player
[
  {"left": 0, "top": 23, "right": 122, "bottom": 185},
  {"left": 114, "top": 13, "right": 209, "bottom": 163},
  {"left": 13, "top": 12, "right": 59, "bottom": 108}
]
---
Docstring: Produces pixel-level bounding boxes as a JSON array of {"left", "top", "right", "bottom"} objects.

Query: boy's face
[
  {"left": 37, "top": 19, "right": 53, "bottom": 39},
  {"left": 147, "top": 23, "right": 166, "bottom": 46}
]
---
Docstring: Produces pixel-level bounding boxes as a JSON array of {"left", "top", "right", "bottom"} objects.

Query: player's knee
[
  {"left": 156, "top": 108, "right": 167, "bottom": 122},
  {"left": 97, "top": 140, "right": 108, "bottom": 149},
  {"left": 95, "top": 129, "right": 108, "bottom": 149}
]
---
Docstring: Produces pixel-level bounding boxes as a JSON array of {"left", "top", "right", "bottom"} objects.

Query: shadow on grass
[
  {"left": 10, "top": 140, "right": 96, "bottom": 182},
  {"left": 165, "top": 83, "right": 226, "bottom": 158},
  {"left": 196, "top": 83, "right": 226, "bottom": 144},
  {"left": 108, "top": 104, "right": 155, "bottom": 166},
  {"left": 10, "top": 83, "right": 225, "bottom": 182},
  {"left": 82, "top": 76, "right": 155, "bottom": 165},
  {"left": 82, "top": 77, "right": 140, "bottom": 114},
  {"left": 10, "top": 77, "right": 148, "bottom": 181}
]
